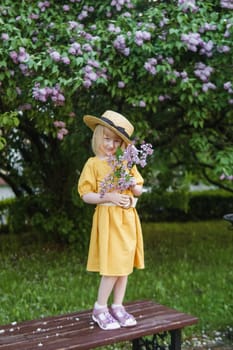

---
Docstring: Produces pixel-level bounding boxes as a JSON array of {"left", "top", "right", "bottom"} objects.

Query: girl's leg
[
  {"left": 93, "top": 276, "right": 120, "bottom": 330},
  {"left": 113, "top": 275, "right": 128, "bottom": 305},
  {"left": 111, "top": 275, "right": 137, "bottom": 327},
  {"left": 96, "top": 275, "right": 118, "bottom": 306}
]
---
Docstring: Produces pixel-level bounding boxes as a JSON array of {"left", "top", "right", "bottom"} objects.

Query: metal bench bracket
[{"left": 132, "top": 329, "right": 181, "bottom": 350}]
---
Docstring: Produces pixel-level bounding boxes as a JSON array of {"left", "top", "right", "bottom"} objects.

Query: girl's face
[{"left": 100, "top": 127, "right": 122, "bottom": 156}]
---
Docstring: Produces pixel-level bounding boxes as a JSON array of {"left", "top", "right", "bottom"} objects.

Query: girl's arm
[
  {"left": 131, "top": 184, "right": 143, "bottom": 197},
  {"left": 82, "top": 191, "right": 132, "bottom": 207},
  {"left": 130, "top": 165, "right": 144, "bottom": 197}
]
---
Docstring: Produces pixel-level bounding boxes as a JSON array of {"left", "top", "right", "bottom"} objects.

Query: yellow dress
[{"left": 78, "top": 156, "right": 144, "bottom": 276}]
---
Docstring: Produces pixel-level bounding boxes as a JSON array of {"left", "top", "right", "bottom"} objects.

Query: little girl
[{"left": 78, "top": 110, "right": 144, "bottom": 330}]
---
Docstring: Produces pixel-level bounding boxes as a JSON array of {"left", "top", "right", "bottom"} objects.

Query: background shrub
[
  {"left": 137, "top": 189, "right": 233, "bottom": 222},
  {"left": 1, "top": 189, "right": 233, "bottom": 241}
]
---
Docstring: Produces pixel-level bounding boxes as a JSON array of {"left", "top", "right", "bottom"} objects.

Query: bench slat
[{"left": 0, "top": 300, "right": 198, "bottom": 350}]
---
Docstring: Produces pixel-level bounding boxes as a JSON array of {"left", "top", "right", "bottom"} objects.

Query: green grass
[{"left": 0, "top": 220, "right": 232, "bottom": 344}]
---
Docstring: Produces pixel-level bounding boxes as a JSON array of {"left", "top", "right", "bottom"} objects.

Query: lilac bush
[{"left": 0, "top": 0, "right": 232, "bottom": 240}]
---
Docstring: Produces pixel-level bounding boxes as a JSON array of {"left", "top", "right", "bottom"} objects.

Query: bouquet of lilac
[{"left": 100, "top": 142, "right": 153, "bottom": 197}]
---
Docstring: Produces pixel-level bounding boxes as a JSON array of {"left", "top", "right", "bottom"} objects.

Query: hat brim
[{"left": 83, "top": 115, "right": 132, "bottom": 144}]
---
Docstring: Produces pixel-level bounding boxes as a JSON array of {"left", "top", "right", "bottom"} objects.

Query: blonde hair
[
  {"left": 91, "top": 125, "right": 104, "bottom": 155},
  {"left": 91, "top": 125, "right": 126, "bottom": 156}
]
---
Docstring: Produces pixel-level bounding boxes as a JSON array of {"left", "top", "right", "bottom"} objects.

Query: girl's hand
[{"left": 107, "top": 192, "right": 132, "bottom": 208}]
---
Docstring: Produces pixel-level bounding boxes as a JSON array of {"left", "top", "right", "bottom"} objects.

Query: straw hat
[{"left": 83, "top": 110, "right": 134, "bottom": 144}]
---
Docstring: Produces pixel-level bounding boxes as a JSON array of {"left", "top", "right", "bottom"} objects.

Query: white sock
[
  {"left": 111, "top": 303, "right": 123, "bottom": 309},
  {"left": 94, "top": 301, "right": 107, "bottom": 309}
]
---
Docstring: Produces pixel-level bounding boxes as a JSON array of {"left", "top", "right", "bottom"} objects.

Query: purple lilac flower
[
  {"left": 134, "top": 30, "right": 151, "bottom": 46},
  {"left": 159, "top": 94, "right": 171, "bottom": 102},
  {"left": 10, "top": 51, "right": 18, "bottom": 64},
  {"left": 159, "top": 95, "right": 165, "bottom": 102},
  {"left": 139, "top": 101, "right": 146, "bottom": 107},
  {"left": 9, "top": 48, "right": 30, "bottom": 64},
  {"left": 224, "top": 23, "right": 232, "bottom": 38},
  {"left": 82, "top": 32, "right": 94, "bottom": 41},
  {"left": 16, "top": 87, "right": 22, "bottom": 95},
  {"left": 113, "top": 35, "right": 130, "bottom": 56},
  {"left": 57, "top": 128, "right": 69, "bottom": 140},
  {"left": 224, "top": 30, "right": 230, "bottom": 38},
  {"left": 159, "top": 13, "right": 169, "bottom": 28},
  {"left": 38, "top": 1, "right": 50, "bottom": 11},
  {"left": 19, "top": 63, "right": 30, "bottom": 76},
  {"left": 199, "top": 23, "right": 217, "bottom": 33},
  {"left": 100, "top": 143, "right": 153, "bottom": 197},
  {"left": 69, "top": 42, "right": 82, "bottom": 55},
  {"left": 32, "top": 83, "right": 65, "bottom": 105},
  {"left": 50, "top": 50, "right": 61, "bottom": 62},
  {"left": 110, "top": 0, "right": 134, "bottom": 11},
  {"left": 202, "top": 82, "right": 216, "bottom": 92},
  {"left": 1, "top": 33, "right": 9, "bottom": 41},
  {"left": 220, "top": 174, "right": 233, "bottom": 181},
  {"left": 29, "top": 13, "right": 40, "bottom": 20},
  {"left": 33, "top": 86, "right": 47, "bottom": 102},
  {"left": 224, "top": 81, "right": 232, "bottom": 91},
  {"left": 178, "top": 0, "right": 199, "bottom": 12},
  {"left": 181, "top": 33, "right": 199, "bottom": 51},
  {"left": 82, "top": 43, "right": 92, "bottom": 52},
  {"left": 122, "top": 12, "right": 132, "bottom": 17},
  {"left": 54, "top": 120, "right": 69, "bottom": 140},
  {"left": 61, "top": 56, "right": 70, "bottom": 65},
  {"left": 194, "top": 62, "right": 214, "bottom": 82},
  {"left": 18, "top": 103, "right": 32, "bottom": 111},
  {"left": 199, "top": 40, "right": 214, "bottom": 57},
  {"left": 108, "top": 24, "right": 121, "bottom": 33},
  {"left": 18, "top": 47, "right": 30, "bottom": 62},
  {"left": 223, "top": 81, "right": 233, "bottom": 103},
  {"left": 166, "top": 57, "right": 174, "bottom": 65},
  {"left": 82, "top": 62, "right": 107, "bottom": 88},
  {"left": 83, "top": 79, "right": 92, "bottom": 88},
  {"left": 87, "top": 59, "right": 100, "bottom": 68},
  {"left": 78, "top": 11, "right": 87, "bottom": 21},
  {"left": 54, "top": 121, "right": 66, "bottom": 128},
  {"left": 68, "top": 21, "right": 79, "bottom": 30},
  {"left": 144, "top": 58, "right": 157, "bottom": 75},
  {"left": 118, "top": 81, "right": 125, "bottom": 88},
  {"left": 51, "top": 93, "right": 65, "bottom": 104},
  {"left": 63, "top": 5, "right": 70, "bottom": 11},
  {"left": 217, "top": 45, "right": 230, "bottom": 53},
  {"left": 180, "top": 71, "right": 188, "bottom": 79},
  {"left": 181, "top": 32, "right": 214, "bottom": 57},
  {"left": 220, "top": 0, "right": 233, "bottom": 9}
]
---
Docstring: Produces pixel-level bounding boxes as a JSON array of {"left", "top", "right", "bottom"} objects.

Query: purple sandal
[
  {"left": 110, "top": 306, "right": 137, "bottom": 327},
  {"left": 92, "top": 307, "right": 120, "bottom": 330}
]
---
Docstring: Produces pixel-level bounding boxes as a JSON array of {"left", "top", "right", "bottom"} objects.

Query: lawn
[{"left": 0, "top": 220, "right": 232, "bottom": 346}]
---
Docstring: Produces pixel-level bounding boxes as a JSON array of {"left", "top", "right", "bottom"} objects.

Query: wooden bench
[{"left": 0, "top": 300, "right": 198, "bottom": 350}]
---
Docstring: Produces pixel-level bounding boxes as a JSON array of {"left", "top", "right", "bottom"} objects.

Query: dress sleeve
[
  {"left": 131, "top": 165, "right": 144, "bottom": 186},
  {"left": 78, "top": 158, "right": 97, "bottom": 197}
]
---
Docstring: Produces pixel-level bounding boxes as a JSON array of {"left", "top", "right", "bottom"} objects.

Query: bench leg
[
  {"left": 132, "top": 335, "right": 167, "bottom": 350},
  {"left": 170, "top": 329, "right": 182, "bottom": 350},
  {"left": 132, "top": 329, "right": 182, "bottom": 350}
]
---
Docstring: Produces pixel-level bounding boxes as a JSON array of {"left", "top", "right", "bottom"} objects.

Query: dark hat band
[{"left": 100, "top": 116, "right": 130, "bottom": 139}]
